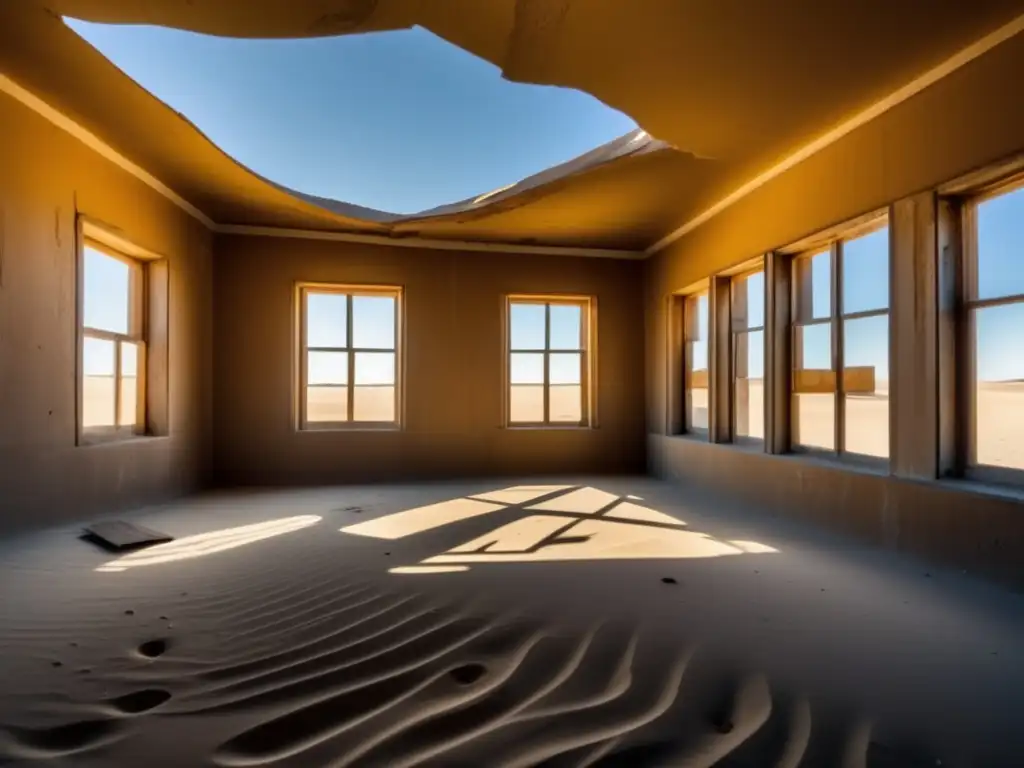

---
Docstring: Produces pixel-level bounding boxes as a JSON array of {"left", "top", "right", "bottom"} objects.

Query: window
[
  {"left": 732, "top": 269, "right": 765, "bottom": 442},
  {"left": 507, "top": 297, "right": 591, "bottom": 426},
  {"left": 791, "top": 222, "right": 890, "bottom": 460},
  {"left": 298, "top": 285, "right": 401, "bottom": 428},
  {"left": 683, "top": 292, "right": 710, "bottom": 433},
  {"left": 964, "top": 182, "right": 1024, "bottom": 477},
  {"left": 79, "top": 243, "right": 146, "bottom": 440}
]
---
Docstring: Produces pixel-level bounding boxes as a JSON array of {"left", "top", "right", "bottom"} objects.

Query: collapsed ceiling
[{"left": 4, "top": 0, "right": 1024, "bottom": 253}]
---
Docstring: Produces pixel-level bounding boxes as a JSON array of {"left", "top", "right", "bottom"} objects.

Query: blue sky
[{"left": 65, "top": 19, "right": 636, "bottom": 214}]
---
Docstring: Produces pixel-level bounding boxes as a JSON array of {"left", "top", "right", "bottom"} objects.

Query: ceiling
[{"left": 4, "top": 0, "right": 1024, "bottom": 254}]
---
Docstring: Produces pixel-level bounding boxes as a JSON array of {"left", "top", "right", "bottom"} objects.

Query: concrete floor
[{"left": 2, "top": 477, "right": 1024, "bottom": 766}]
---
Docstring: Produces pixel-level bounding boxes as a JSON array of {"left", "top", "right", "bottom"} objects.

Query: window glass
[
  {"left": 510, "top": 303, "right": 545, "bottom": 349},
  {"left": 354, "top": 352, "right": 395, "bottom": 422},
  {"left": 843, "top": 314, "right": 889, "bottom": 458},
  {"left": 793, "top": 323, "right": 834, "bottom": 450},
  {"left": 352, "top": 295, "right": 395, "bottom": 349},
  {"left": 84, "top": 247, "right": 131, "bottom": 334},
  {"left": 306, "top": 350, "right": 348, "bottom": 423},
  {"left": 977, "top": 187, "right": 1024, "bottom": 301},
  {"left": 83, "top": 337, "right": 116, "bottom": 428},
  {"left": 842, "top": 228, "right": 889, "bottom": 314},
  {"left": 734, "top": 329, "right": 764, "bottom": 440},
  {"left": 687, "top": 293, "right": 710, "bottom": 431},
  {"left": 306, "top": 292, "right": 347, "bottom": 348},
  {"left": 974, "top": 302, "right": 1024, "bottom": 469},
  {"left": 549, "top": 304, "right": 582, "bottom": 350},
  {"left": 795, "top": 250, "right": 831, "bottom": 321}
]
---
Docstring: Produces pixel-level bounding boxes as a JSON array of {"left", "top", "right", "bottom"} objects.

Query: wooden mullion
[
  {"left": 113, "top": 340, "right": 122, "bottom": 429},
  {"left": 346, "top": 294, "right": 355, "bottom": 422},
  {"left": 841, "top": 308, "right": 889, "bottom": 322},
  {"left": 832, "top": 241, "right": 844, "bottom": 454},
  {"left": 543, "top": 303, "right": 551, "bottom": 424},
  {"left": 966, "top": 293, "right": 1024, "bottom": 311},
  {"left": 961, "top": 203, "right": 979, "bottom": 469}
]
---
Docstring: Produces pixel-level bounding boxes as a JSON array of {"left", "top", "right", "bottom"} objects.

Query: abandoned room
[{"left": 2, "top": 1, "right": 1024, "bottom": 765}]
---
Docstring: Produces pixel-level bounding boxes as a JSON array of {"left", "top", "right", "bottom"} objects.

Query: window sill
[
  {"left": 665, "top": 434, "right": 890, "bottom": 476},
  {"left": 505, "top": 425, "right": 594, "bottom": 431},
  {"left": 299, "top": 423, "right": 402, "bottom": 433},
  {"left": 935, "top": 476, "right": 1024, "bottom": 504},
  {"left": 781, "top": 448, "right": 890, "bottom": 477},
  {"left": 78, "top": 432, "right": 169, "bottom": 448}
]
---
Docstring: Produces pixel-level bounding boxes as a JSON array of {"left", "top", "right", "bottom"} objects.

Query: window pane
[
  {"left": 510, "top": 303, "right": 545, "bottom": 349},
  {"left": 119, "top": 342, "right": 138, "bottom": 428},
  {"left": 842, "top": 227, "right": 889, "bottom": 314},
  {"left": 549, "top": 387, "right": 582, "bottom": 423},
  {"left": 734, "top": 330, "right": 764, "bottom": 440},
  {"left": 975, "top": 303, "right": 1024, "bottom": 469},
  {"left": 733, "top": 271, "right": 764, "bottom": 329},
  {"left": 354, "top": 352, "right": 395, "bottom": 422},
  {"left": 352, "top": 295, "right": 395, "bottom": 350},
  {"left": 84, "top": 247, "right": 131, "bottom": 334},
  {"left": 549, "top": 353, "right": 582, "bottom": 423},
  {"left": 977, "top": 187, "right": 1024, "bottom": 301},
  {"left": 549, "top": 304, "right": 582, "bottom": 350},
  {"left": 549, "top": 353, "right": 581, "bottom": 385},
  {"left": 306, "top": 292, "right": 347, "bottom": 348},
  {"left": 510, "top": 352, "right": 544, "bottom": 423},
  {"left": 307, "top": 351, "right": 348, "bottom": 422},
  {"left": 510, "top": 353, "right": 544, "bottom": 384},
  {"left": 795, "top": 251, "right": 831, "bottom": 321},
  {"left": 843, "top": 315, "right": 889, "bottom": 458},
  {"left": 690, "top": 293, "right": 709, "bottom": 370},
  {"left": 687, "top": 293, "right": 710, "bottom": 431},
  {"left": 83, "top": 337, "right": 116, "bottom": 428},
  {"left": 689, "top": 386, "right": 709, "bottom": 431},
  {"left": 793, "top": 323, "right": 834, "bottom": 450}
]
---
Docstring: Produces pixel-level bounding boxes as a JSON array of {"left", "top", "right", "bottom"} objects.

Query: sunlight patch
[
  {"left": 341, "top": 498, "right": 503, "bottom": 539},
  {"left": 728, "top": 540, "right": 779, "bottom": 554},
  {"left": 426, "top": 518, "right": 745, "bottom": 564},
  {"left": 528, "top": 487, "right": 618, "bottom": 515},
  {"left": 604, "top": 502, "right": 684, "bottom": 526},
  {"left": 388, "top": 565, "right": 470, "bottom": 575},
  {"left": 469, "top": 485, "right": 572, "bottom": 505},
  {"left": 448, "top": 515, "right": 571, "bottom": 554},
  {"left": 96, "top": 516, "right": 322, "bottom": 572}
]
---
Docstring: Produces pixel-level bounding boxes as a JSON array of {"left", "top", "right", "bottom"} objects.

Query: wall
[
  {"left": 0, "top": 91, "right": 213, "bottom": 535},
  {"left": 213, "top": 236, "right": 645, "bottom": 485},
  {"left": 645, "top": 30, "right": 1024, "bottom": 587}
]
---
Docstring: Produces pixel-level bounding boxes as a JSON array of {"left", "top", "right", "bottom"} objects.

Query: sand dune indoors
[{"left": 2, "top": 480, "right": 1024, "bottom": 766}]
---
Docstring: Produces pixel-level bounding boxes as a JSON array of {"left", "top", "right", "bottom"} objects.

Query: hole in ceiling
[{"left": 64, "top": 20, "right": 638, "bottom": 216}]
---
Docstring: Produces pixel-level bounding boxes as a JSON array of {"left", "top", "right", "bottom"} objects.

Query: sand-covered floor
[{"left": 2, "top": 478, "right": 1024, "bottom": 766}]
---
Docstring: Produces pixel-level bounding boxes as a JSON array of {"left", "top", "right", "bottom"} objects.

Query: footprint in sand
[
  {"left": 109, "top": 689, "right": 172, "bottom": 715},
  {"left": 449, "top": 663, "right": 487, "bottom": 685},
  {"left": 137, "top": 639, "right": 168, "bottom": 659},
  {"left": 0, "top": 719, "right": 123, "bottom": 759}
]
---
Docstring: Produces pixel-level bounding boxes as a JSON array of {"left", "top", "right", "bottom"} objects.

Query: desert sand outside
[
  {"left": 87, "top": 376, "right": 1022, "bottom": 467},
  {"left": 683, "top": 378, "right": 1023, "bottom": 468}
]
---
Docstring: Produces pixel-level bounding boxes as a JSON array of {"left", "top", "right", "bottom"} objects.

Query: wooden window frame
[
  {"left": 77, "top": 238, "right": 148, "bottom": 445},
  {"left": 730, "top": 265, "right": 766, "bottom": 445},
  {"left": 296, "top": 283, "right": 403, "bottom": 431},
  {"left": 959, "top": 176, "right": 1024, "bottom": 487},
  {"left": 789, "top": 217, "right": 890, "bottom": 466},
  {"left": 505, "top": 295, "right": 594, "bottom": 428}
]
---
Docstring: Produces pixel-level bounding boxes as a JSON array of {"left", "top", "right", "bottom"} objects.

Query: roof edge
[
  {"left": 215, "top": 224, "right": 645, "bottom": 259},
  {"left": 646, "top": 10, "right": 1024, "bottom": 256}
]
